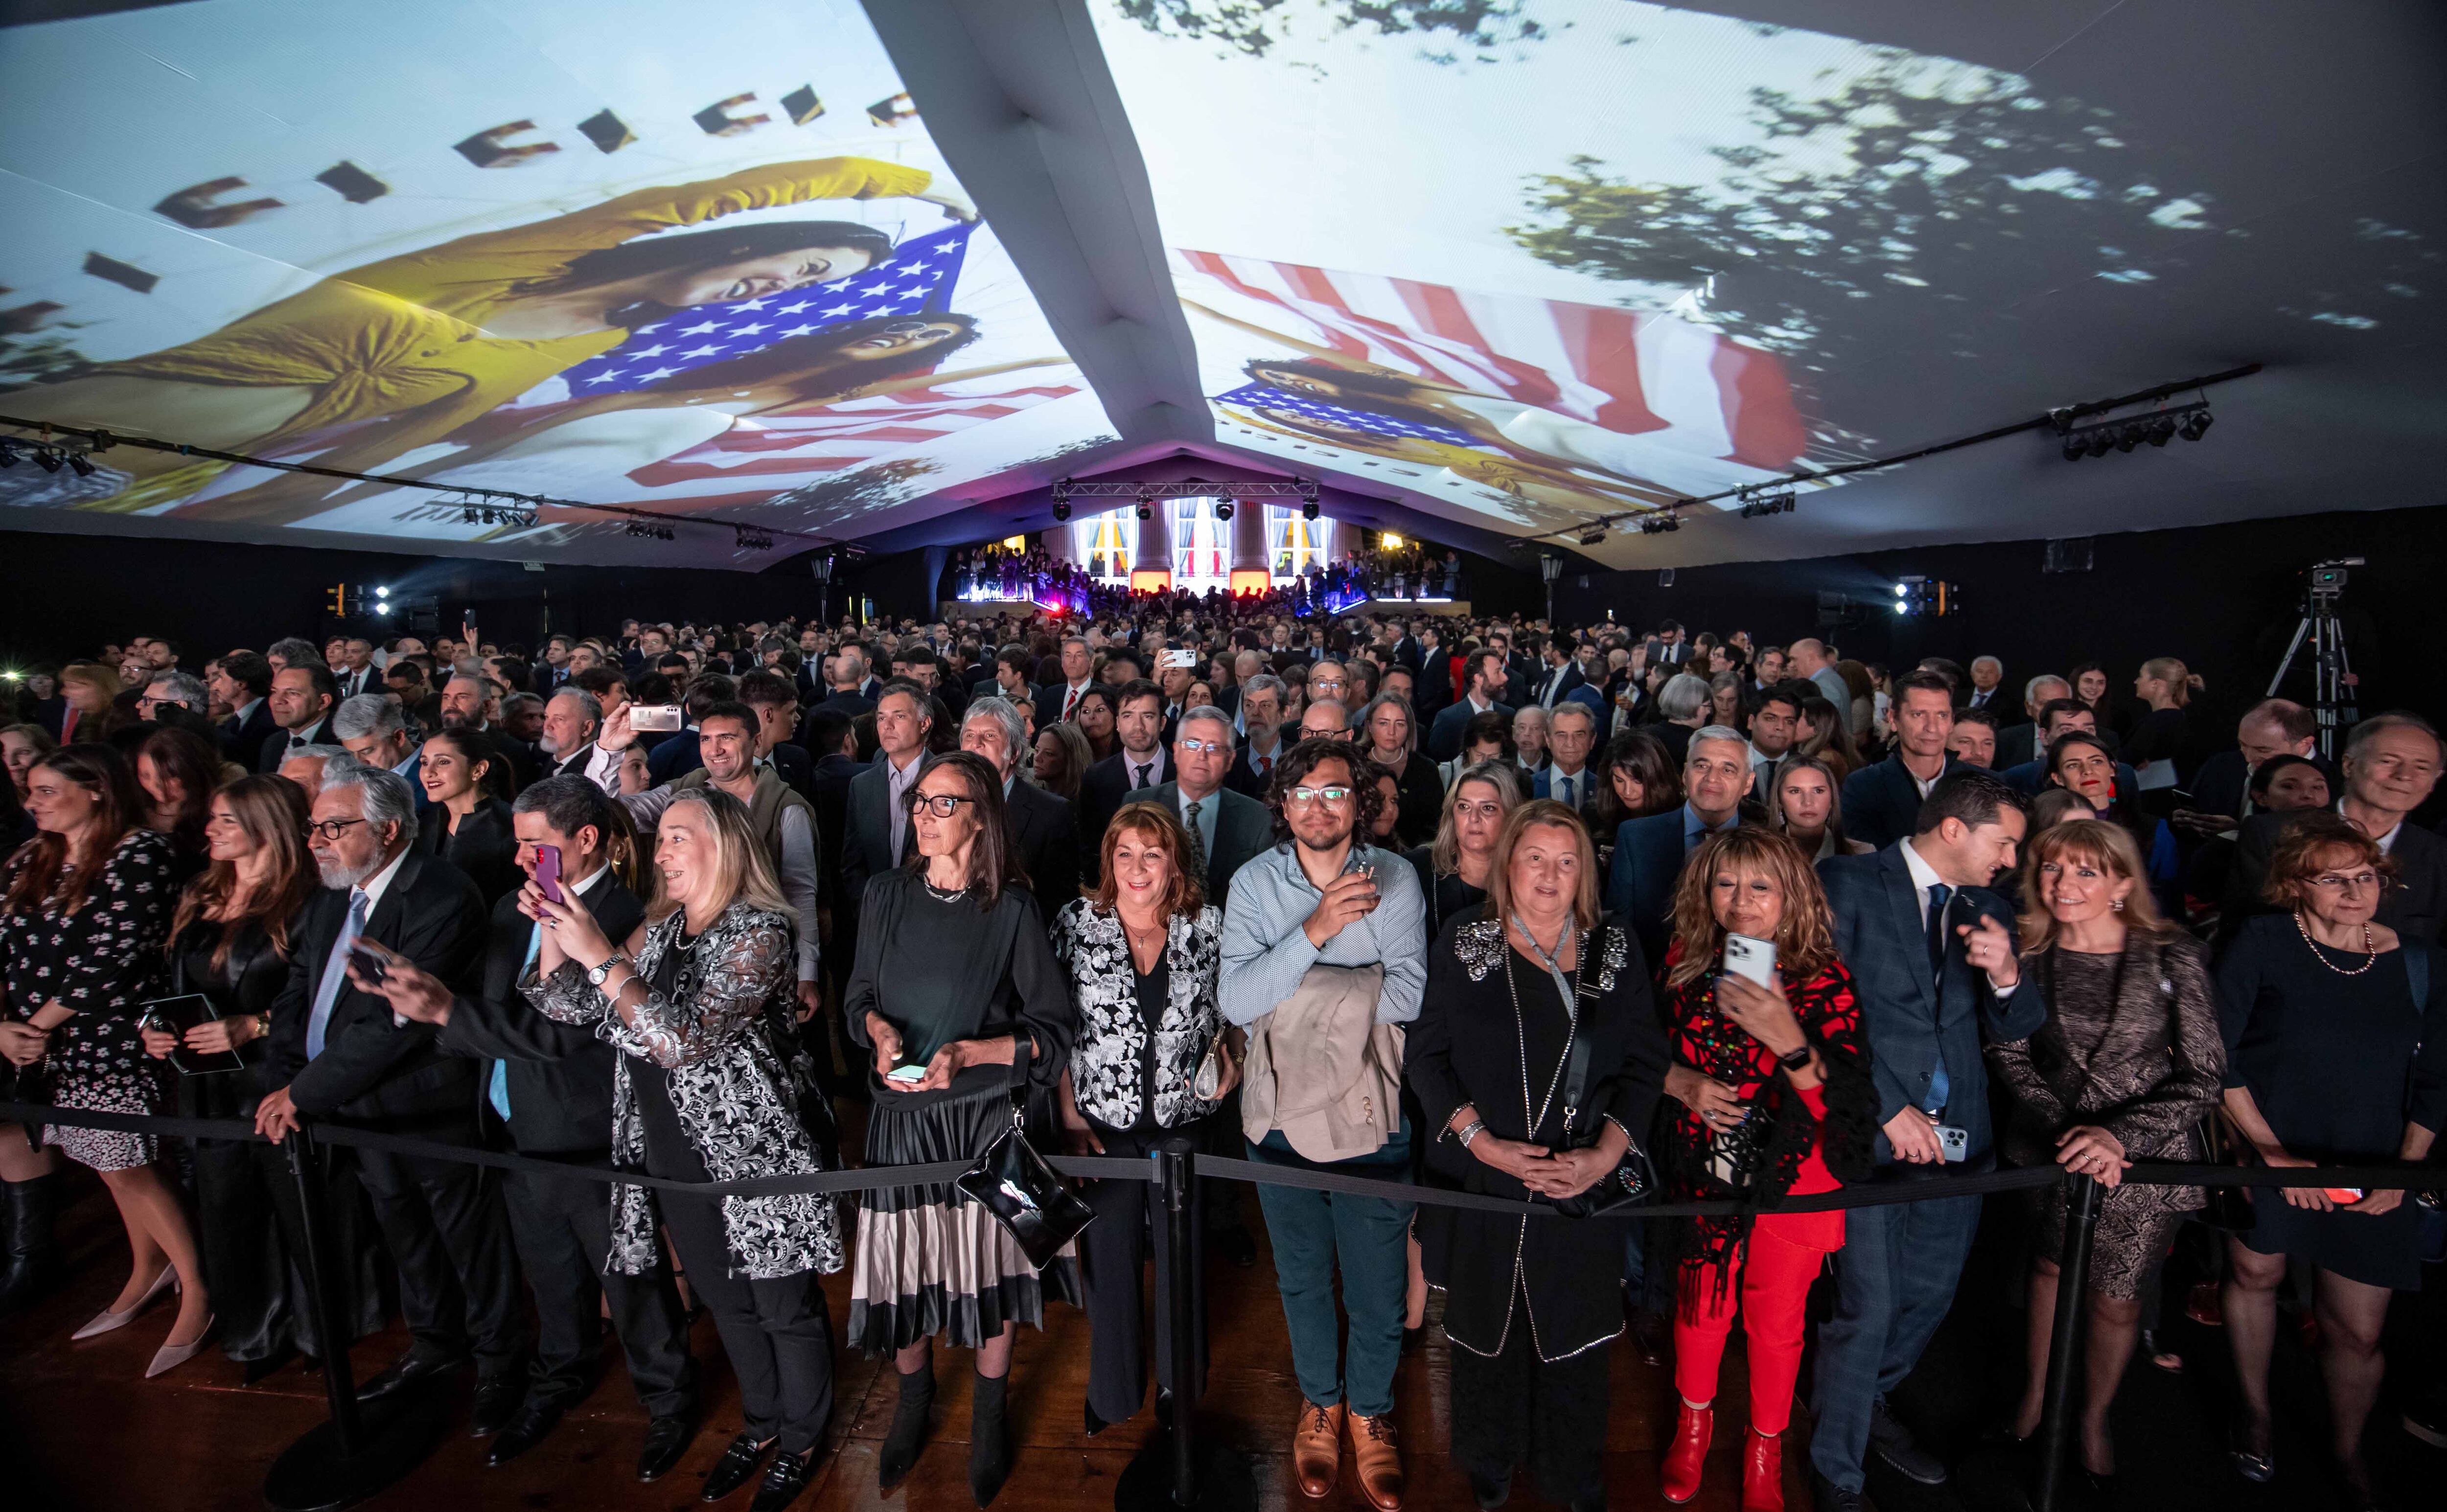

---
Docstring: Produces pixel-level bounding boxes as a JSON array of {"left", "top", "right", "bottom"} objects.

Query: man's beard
[
  {"left": 1293, "top": 822, "right": 1355, "bottom": 855},
  {"left": 442, "top": 710, "right": 476, "bottom": 732},
  {"left": 317, "top": 850, "right": 383, "bottom": 890}
]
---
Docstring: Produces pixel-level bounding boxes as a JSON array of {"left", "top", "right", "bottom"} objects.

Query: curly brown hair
[
  {"left": 1265, "top": 738, "right": 1389, "bottom": 846},
  {"left": 2262, "top": 811, "right": 2396, "bottom": 911},
  {"left": 1090, "top": 801, "right": 1205, "bottom": 922},
  {"left": 1664, "top": 826, "right": 1837, "bottom": 989}
]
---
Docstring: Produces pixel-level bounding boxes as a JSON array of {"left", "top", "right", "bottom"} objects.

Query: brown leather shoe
[
  {"left": 1347, "top": 1411, "right": 1405, "bottom": 1512},
  {"left": 1293, "top": 1401, "right": 1346, "bottom": 1498}
]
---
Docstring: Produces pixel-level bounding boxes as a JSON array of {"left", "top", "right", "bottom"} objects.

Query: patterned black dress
[{"left": 0, "top": 829, "right": 177, "bottom": 1169}]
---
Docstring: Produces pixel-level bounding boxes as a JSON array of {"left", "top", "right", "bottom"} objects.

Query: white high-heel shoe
[
  {"left": 70, "top": 1264, "right": 178, "bottom": 1341},
  {"left": 146, "top": 1313, "right": 216, "bottom": 1379}
]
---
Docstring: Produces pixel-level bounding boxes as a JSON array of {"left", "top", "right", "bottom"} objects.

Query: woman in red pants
[{"left": 1654, "top": 828, "right": 1878, "bottom": 1510}]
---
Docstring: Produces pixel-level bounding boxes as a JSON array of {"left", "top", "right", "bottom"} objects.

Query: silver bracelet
[{"left": 1454, "top": 1117, "right": 1487, "bottom": 1148}]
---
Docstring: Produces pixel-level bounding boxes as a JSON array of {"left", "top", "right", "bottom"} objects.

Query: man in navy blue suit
[
  {"left": 1603, "top": 725, "right": 1753, "bottom": 966},
  {"left": 1807, "top": 770, "right": 2045, "bottom": 1511},
  {"left": 1839, "top": 670, "right": 1959, "bottom": 849}
]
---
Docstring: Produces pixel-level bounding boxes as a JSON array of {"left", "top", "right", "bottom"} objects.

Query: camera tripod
[{"left": 2266, "top": 558, "right": 2361, "bottom": 760}]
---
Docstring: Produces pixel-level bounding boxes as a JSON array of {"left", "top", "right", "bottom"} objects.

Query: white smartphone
[
  {"left": 631, "top": 704, "right": 684, "bottom": 733},
  {"left": 886, "top": 1063, "right": 926, "bottom": 1083},
  {"left": 1722, "top": 933, "right": 1777, "bottom": 989}
]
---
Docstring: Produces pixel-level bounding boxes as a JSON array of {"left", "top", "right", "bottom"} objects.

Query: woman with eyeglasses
[
  {"left": 1359, "top": 693, "right": 1444, "bottom": 849},
  {"left": 844, "top": 751, "right": 1076, "bottom": 1504},
  {"left": 2214, "top": 813, "right": 2447, "bottom": 1502}
]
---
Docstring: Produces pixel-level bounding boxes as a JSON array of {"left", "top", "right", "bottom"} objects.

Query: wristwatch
[
  {"left": 586, "top": 954, "right": 630, "bottom": 988},
  {"left": 1777, "top": 1042, "right": 1814, "bottom": 1072}
]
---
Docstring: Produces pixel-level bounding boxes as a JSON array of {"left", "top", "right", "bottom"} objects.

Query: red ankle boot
[
  {"left": 1661, "top": 1400, "right": 1712, "bottom": 1504},
  {"left": 1741, "top": 1429, "right": 1784, "bottom": 1512}
]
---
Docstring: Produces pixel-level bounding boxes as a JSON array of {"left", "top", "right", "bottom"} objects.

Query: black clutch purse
[
  {"left": 956, "top": 1095, "right": 1094, "bottom": 1269},
  {"left": 1546, "top": 1028, "right": 1655, "bottom": 1218}
]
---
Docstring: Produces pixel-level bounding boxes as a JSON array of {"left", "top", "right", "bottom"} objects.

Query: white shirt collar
[
  {"left": 233, "top": 696, "right": 263, "bottom": 724},
  {"left": 1899, "top": 837, "right": 1949, "bottom": 926},
  {"left": 354, "top": 846, "right": 411, "bottom": 916},
  {"left": 567, "top": 861, "right": 616, "bottom": 900},
  {"left": 2341, "top": 799, "right": 2404, "bottom": 853}
]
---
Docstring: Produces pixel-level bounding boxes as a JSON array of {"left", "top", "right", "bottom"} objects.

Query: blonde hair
[
  {"left": 1429, "top": 760, "right": 1525, "bottom": 876},
  {"left": 646, "top": 786, "right": 792, "bottom": 922},
  {"left": 2015, "top": 818, "right": 2179, "bottom": 952},
  {"left": 1665, "top": 827, "right": 1837, "bottom": 989},
  {"left": 1480, "top": 800, "right": 1601, "bottom": 935}
]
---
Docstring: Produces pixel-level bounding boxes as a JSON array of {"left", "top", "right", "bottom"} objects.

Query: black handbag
[
  {"left": 956, "top": 1095, "right": 1094, "bottom": 1270},
  {"left": 1546, "top": 1008, "right": 1656, "bottom": 1218}
]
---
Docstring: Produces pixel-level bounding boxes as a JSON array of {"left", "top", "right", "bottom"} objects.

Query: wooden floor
[{"left": 0, "top": 1173, "right": 1795, "bottom": 1512}]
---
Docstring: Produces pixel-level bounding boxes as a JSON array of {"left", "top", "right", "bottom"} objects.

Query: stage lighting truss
[
  {"left": 733, "top": 525, "right": 777, "bottom": 552},
  {"left": 2055, "top": 399, "right": 2212, "bottom": 460},
  {"left": 1637, "top": 511, "right": 1682, "bottom": 535},
  {"left": 1578, "top": 527, "right": 1607, "bottom": 547},
  {"left": 624, "top": 519, "right": 677, "bottom": 542},
  {"left": 1736, "top": 485, "right": 1798, "bottom": 519},
  {"left": 453, "top": 492, "right": 539, "bottom": 530}
]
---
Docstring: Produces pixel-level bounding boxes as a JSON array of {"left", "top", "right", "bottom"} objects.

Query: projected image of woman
[{"left": 3, "top": 157, "right": 975, "bottom": 520}]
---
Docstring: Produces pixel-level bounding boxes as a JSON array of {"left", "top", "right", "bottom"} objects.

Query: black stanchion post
[
  {"left": 2030, "top": 1172, "right": 2102, "bottom": 1512},
  {"left": 1116, "top": 1137, "right": 1254, "bottom": 1512},
  {"left": 264, "top": 1125, "right": 450, "bottom": 1512}
]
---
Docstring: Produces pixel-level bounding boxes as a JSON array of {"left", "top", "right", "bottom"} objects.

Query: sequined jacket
[{"left": 1049, "top": 898, "right": 1226, "bottom": 1130}]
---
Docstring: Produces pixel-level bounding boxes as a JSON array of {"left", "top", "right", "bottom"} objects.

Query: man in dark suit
[
  {"left": 255, "top": 662, "right": 340, "bottom": 772},
  {"left": 333, "top": 639, "right": 383, "bottom": 701},
  {"left": 1809, "top": 771, "right": 2044, "bottom": 1511},
  {"left": 1484, "top": 631, "right": 1530, "bottom": 707},
  {"left": 210, "top": 650, "right": 277, "bottom": 764},
  {"left": 531, "top": 635, "right": 577, "bottom": 696},
  {"left": 1078, "top": 681, "right": 1174, "bottom": 880},
  {"left": 1603, "top": 725, "right": 1752, "bottom": 965},
  {"left": 1035, "top": 635, "right": 1098, "bottom": 725},
  {"left": 1225, "top": 674, "right": 1291, "bottom": 799},
  {"left": 1998, "top": 697, "right": 2124, "bottom": 796},
  {"left": 815, "top": 646, "right": 879, "bottom": 721},
  {"left": 1840, "top": 670, "right": 1961, "bottom": 849},
  {"left": 1425, "top": 649, "right": 1513, "bottom": 763},
  {"left": 1529, "top": 639, "right": 1586, "bottom": 710},
  {"left": 368, "top": 777, "right": 700, "bottom": 1476},
  {"left": 1123, "top": 707, "right": 1273, "bottom": 908},
  {"left": 253, "top": 766, "right": 525, "bottom": 1432},
  {"left": 2174, "top": 697, "right": 2321, "bottom": 833},
  {"left": 1642, "top": 620, "right": 1693, "bottom": 671},
  {"left": 1530, "top": 701, "right": 1602, "bottom": 815},
  {"left": 1961, "top": 656, "right": 2008, "bottom": 714},
  {"left": 2221, "top": 712, "right": 2446, "bottom": 944},
  {"left": 841, "top": 682, "right": 935, "bottom": 924},
  {"left": 956, "top": 694, "right": 1081, "bottom": 904},
  {"left": 1990, "top": 675, "right": 2071, "bottom": 772}
]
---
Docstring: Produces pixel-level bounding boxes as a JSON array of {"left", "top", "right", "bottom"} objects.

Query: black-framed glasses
[
  {"left": 903, "top": 792, "right": 974, "bottom": 818},
  {"left": 307, "top": 818, "right": 369, "bottom": 842}
]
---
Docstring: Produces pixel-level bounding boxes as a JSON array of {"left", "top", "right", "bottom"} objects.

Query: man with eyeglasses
[
  {"left": 2225, "top": 712, "right": 2447, "bottom": 944},
  {"left": 1124, "top": 707, "right": 1271, "bottom": 909},
  {"left": 1219, "top": 739, "right": 1426, "bottom": 1512},
  {"left": 253, "top": 764, "right": 524, "bottom": 1433},
  {"left": 1228, "top": 673, "right": 1291, "bottom": 799}
]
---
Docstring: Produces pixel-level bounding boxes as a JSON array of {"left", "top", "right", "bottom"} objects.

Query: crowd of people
[
  {"left": 2, "top": 602, "right": 2444, "bottom": 1512},
  {"left": 946, "top": 535, "right": 1463, "bottom": 620}
]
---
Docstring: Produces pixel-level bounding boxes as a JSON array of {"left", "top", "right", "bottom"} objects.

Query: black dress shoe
[
  {"left": 1867, "top": 1398, "right": 1947, "bottom": 1485},
  {"left": 471, "top": 1375, "right": 526, "bottom": 1438},
  {"left": 241, "top": 1350, "right": 295, "bottom": 1387},
  {"left": 702, "top": 1431, "right": 774, "bottom": 1502},
  {"left": 749, "top": 1447, "right": 820, "bottom": 1512},
  {"left": 1216, "top": 1229, "right": 1257, "bottom": 1269},
  {"left": 1470, "top": 1470, "right": 1511, "bottom": 1509},
  {"left": 487, "top": 1400, "right": 565, "bottom": 1467},
  {"left": 1809, "top": 1470, "right": 1866, "bottom": 1512},
  {"left": 355, "top": 1351, "right": 466, "bottom": 1402},
  {"left": 1624, "top": 1307, "right": 1666, "bottom": 1368},
  {"left": 640, "top": 1415, "right": 697, "bottom": 1482}
]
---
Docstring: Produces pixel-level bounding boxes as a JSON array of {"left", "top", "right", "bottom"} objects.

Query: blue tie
[
  {"left": 305, "top": 891, "right": 370, "bottom": 1060},
  {"left": 1924, "top": 882, "right": 1953, "bottom": 1115},
  {"left": 491, "top": 922, "right": 547, "bottom": 1122}
]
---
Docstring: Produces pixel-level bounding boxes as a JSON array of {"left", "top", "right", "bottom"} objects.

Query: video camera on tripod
[{"left": 2268, "top": 557, "right": 2362, "bottom": 758}]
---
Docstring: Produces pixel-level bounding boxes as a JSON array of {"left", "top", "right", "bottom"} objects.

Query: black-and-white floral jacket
[
  {"left": 525, "top": 902, "right": 843, "bottom": 1280},
  {"left": 1049, "top": 898, "right": 1226, "bottom": 1130}
]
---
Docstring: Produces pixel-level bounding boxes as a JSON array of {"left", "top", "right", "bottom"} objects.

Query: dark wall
[
  {"left": 0, "top": 533, "right": 899, "bottom": 667},
  {"left": 1550, "top": 506, "right": 2447, "bottom": 741}
]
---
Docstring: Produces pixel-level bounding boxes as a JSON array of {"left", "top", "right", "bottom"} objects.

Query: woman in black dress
[
  {"left": 1051, "top": 803, "right": 1235, "bottom": 1435},
  {"left": 2216, "top": 813, "right": 2447, "bottom": 1501},
  {"left": 0, "top": 744, "right": 208, "bottom": 1371},
  {"left": 139, "top": 775, "right": 326, "bottom": 1379},
  {"left": 1359, "top": 694, "right": 1443, "bottom": 848},
  {"left": 415, "top": 728, "right": 520, "bottom": 907},
  {"left": 844, "top": 751, "right": 1076, "bottom": 1505},
  {"left": 1404, "top": 761, "right": 1524, "bottom": 943},
  {"left": 1410, "top": 800, "right": 1668, "bottom": 1512}
]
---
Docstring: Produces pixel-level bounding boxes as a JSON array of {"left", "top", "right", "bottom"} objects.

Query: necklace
[
  {"left": 2293, "top": 909, "right": 2378, "bottom": 975},
  {"left": 922, "top": 875, "right": 970, "bottom": 902}
]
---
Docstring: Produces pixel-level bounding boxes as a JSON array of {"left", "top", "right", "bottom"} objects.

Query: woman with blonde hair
[
  {"left": 519, "top": 785, "right": 845, "bottom": 1510},
  {"left": 1655, "top": 826, "right": 1876, "bottom": 1511},
  {"left": 1403, "top": 760, "right": 1524, "bottom": 941},
  {"left": 1031, "top": 719, "right": 1093, "bottom": 802},
  {"left": 54, "top": 662, "right": 124, "bottom": 745},
  {"left": 1411, "top": 800, "right": 1668, "bottom": 1512},
  {"left": 1051, "top": 803, "right": 1235, "bottom": 1435},
  {"left": 1986, "top": 820, "right": 2221, "bottom": 1490}
]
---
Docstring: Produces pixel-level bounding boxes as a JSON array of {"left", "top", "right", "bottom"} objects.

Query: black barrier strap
[{"left": 0, "top": 1100, "right": 259, "bottom": 1142}]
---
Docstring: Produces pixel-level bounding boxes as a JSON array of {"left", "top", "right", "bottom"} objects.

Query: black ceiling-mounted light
[
  {"left": 2059, "top": 399, "right": 2211, "bottom": 460},
  {"left": 0, "top": 439, "right": 18, "bottom": 469},
  {"left": 33, "top": 448, "right": 62, "bottom": 473},
  {"left": 1050, "top": 499, "right": 1071, "bottom": 522},
  {"left": 1578, "top": 527, "right": 1606, "bottom": 546},
  {"left": 66, "top": 451, "right": 96, "bottom": 478},
  {"left": 2179, "top": 408, "right": 2214, "bottom": 441},
  {"left": 1214, "top": 496, "right": 1234, "bottom": 521},
  {"left": 1637, "top": 511, "right": 1680, "bottom": 535}
]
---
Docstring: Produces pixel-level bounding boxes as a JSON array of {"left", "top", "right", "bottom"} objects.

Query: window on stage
[
  {"left": 1172, "top": 496, "right": 1231, "bottom": 590},
  {"left": 1267, "top": 505, "right": 1332, "bottom": 582},
  {"left": 1078, "top": 508, "right": 1137, "bottom": 583}
]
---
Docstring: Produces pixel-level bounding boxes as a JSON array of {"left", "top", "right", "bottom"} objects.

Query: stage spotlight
[
  {"left": 1302, "top": 500, "right": 1319, "bottom": 521},
  {"left": 375, "top": 586, "right": 390, "bottom": 598},
  {"left": 2062, "top": 435, "right": 2085, "bottom": 461},
  {"left": 1579, "top": 527, "right": 1606, "bottom": 546},
  {"left": 1214, "top": 497, "right": 1234, "bottom": 521},
  {"left": 1051, "top": 499, "right": 1071, "bottom": 522},
  {"left": 1135, "top": 503, "right": 1151, "bottom": 521},
  {"left": 2114, "top": 424, "right": 2143, "bottom": 453},
  {"left": 34, "top": 448, "right": 62, "bottom": 473},
  {"left": 374, "top": 601, "right": 392, "bottom": 615},
  {"left": 2146, "top": 414, "right": 2178, "bottom": 446},
  {"left": 0, "top": 440, "right": 17, "bottom": 468},
  {"left": 2084, "top": 431, "right": 2114, "bottom": 458},
  {"left": 1894, "top": 582, "right": 1909, "bottom": 598},
  {"left": 66, "top": 451, "right": 96, "bottom": 478},
  {"left": 2179, "top": 408, "right": 2214, "bottom": 441}
]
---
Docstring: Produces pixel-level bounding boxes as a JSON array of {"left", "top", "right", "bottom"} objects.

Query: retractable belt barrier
[{"left": 3, "top": 1096, "right": 2440, "bottom": 1512}]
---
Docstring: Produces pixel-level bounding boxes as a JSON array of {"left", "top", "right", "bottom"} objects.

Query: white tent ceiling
[{"left": 3, "top": 0, "right": 2442, "bottom": 571}]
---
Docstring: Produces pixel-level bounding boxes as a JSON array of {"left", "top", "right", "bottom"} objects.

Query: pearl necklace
[{"left": 2293, "top": 909, "right": 2378, "bottom": 976}]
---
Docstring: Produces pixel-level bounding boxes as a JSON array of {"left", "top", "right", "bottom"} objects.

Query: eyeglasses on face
[
  {"left": 1286, "top": 784, "right": 1353, "bottom": 807},
  {"left": 307, "top": 818, "right": 369, "bottom": 841},
  {"left": 904, "top": 791, "right": 974, "bottom": 818},
  {"left": 1177, "top": 738, "right": 1227, "bottom": 755},
  {"left": 2309, "top": 871, "right": 2382, "bottom": 893}
]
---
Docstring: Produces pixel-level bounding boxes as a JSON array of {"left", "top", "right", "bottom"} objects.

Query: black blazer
[
  {"left": 266, "top": 852, "right": 488, "bottom": 1125},
  {"left": 1224, "top": 736, "right": 1289, "bottom": 799},
  {"left": 221, "top": 701, "right": 277, "bottom": 764},
  {"left": 810, "top": 751, "right": 861, "bottom": 912},
  {"left": 1005, "top": 776, "right": 1082, "bottom": 904},
  {"left": 1840, "top": 752, "right": 1961, "bottom": 851},
  {"left": 1123, "top": 782, "right": 1272, "bottom": 907},
  {"left": 2222, "top": 808, "right": 2447, "bottom": 945},
  {"left": 434, "top": 872, "right": 646, "bottom": 1157},
  {"left": 1425, "top": 698, "right": 1510, "bottom": 763},
  {"left": 1077, "top": 749, "right": 1172, "bottom": 881},
  {"left": 414, "top": 798, "right": 521, "bottom": 909},
  {"left": 255, "top": 714, "right": 337, "bottom": 772},
  {"left": 1035, "top": 680, "right": 1095, "bottom": 722},
  {"left": 1993, "top": 721, "right": 2039, "bottom": 772},
  {"left": 841, "top": 753, "right": 918, "bottom": 917}
]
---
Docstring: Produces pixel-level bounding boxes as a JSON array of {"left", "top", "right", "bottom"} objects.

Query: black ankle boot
[
  {"left": 878, "top": 1359, "right": 934, "bottom": 1490},
  {"left": 0, "top": 1175, "right": 63, "bottom": 1317},
  {"left": 969, "top": 1373, "right": 1012, "bottom": 1508}
]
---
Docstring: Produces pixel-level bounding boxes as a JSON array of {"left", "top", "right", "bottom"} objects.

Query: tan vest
[{"left": 1241, "top": 962, "right": 1404, "bottom": 1162}]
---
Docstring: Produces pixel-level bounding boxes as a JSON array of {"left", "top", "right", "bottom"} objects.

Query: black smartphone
[{"left": 349, "top": 945, "right": 389, "bottom": 984}]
